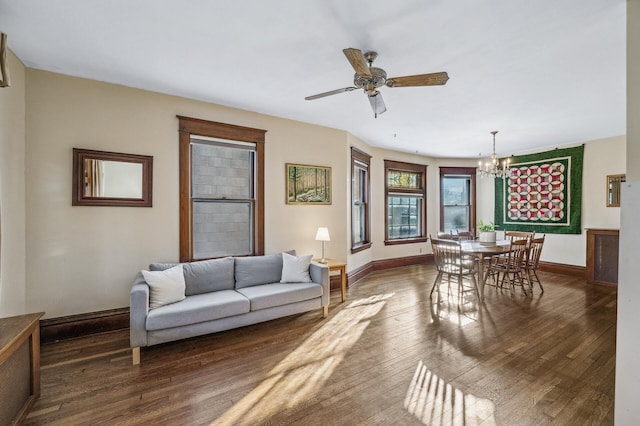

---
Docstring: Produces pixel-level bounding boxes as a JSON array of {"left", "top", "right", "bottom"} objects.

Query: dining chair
[
  {"left": 485, "top": 238, "right": 531, "bottom": 296},
  {"left": 490, "top": 230, "right": 533, "bottom": 268},
  {"left": 457, "top": 231, "right": 475, "bottom": 241},
  {"left": 504, "top": 230, "right": 535, "bottom": 242},
  {"left": 429, "top": 238, "right": 479, "bottom": 299},
  {"left": 437, "top": 231, "right": 456, "bottom": 240},
  {"left": 524, "top": 234, "right": 546, "bottom": 292}
]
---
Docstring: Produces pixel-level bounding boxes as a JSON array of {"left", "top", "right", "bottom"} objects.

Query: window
[
  {"left": 178, "top": 116, "right": 265, "bottom": 262},
  {"left": 351, "top": 148, "right": 371, "bottom": 253},
  {"left": 384, "top": 160, "right": 427, "bottom": 245},
  {"left": 439, "top": 167, "right": 476, "bottom": 235}
]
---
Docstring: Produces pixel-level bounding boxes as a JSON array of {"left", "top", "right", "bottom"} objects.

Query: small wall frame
[{"left": 286, "top": 163, "right": 331, "bottom": 205}]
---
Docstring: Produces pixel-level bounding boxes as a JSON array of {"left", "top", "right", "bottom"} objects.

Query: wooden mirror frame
[
  {"left": 0, "top": 32, "right": 9, "bottom": 88},
  {"left": 72, "top": 148, "right": 153, "bottom": 207},
  {"left": 606, "top": 174, "right": 625, "bottom": 207}
]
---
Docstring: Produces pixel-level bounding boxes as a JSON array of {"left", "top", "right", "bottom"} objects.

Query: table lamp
[{"left": 315, "top": 227, "right": 330, "bottom": 264}]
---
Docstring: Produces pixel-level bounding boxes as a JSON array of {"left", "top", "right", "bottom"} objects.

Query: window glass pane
[
  {"left": 191, "top": 142, "right": 253, "bottom": 199},
  {"left": 443, "top": 206, "right": 470, "bottom": 233},
  {"left": 387, "top": 196, "right": 422, "bottom": 239},
  {"left": 353, "top": 165, "right": 367, "bottom": 244},
  {"left": 442, "top": 177, "right": 469, "bottom": 206},
  {"left": 192, "top": 201, "right": 252, "bottom": 259},
  {"left": 352, "top": 203, "right": 364, "bottom": 244},
  {"left": 388, "top": 170, "right": 420, "bottom": 189}
]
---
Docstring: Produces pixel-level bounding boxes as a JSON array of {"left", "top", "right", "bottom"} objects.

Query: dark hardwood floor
[{"left": 26, "top": 264, "right": 616, "bottom": 425}]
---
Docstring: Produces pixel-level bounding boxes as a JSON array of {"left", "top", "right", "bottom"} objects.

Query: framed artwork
[{"left": 286, "top": 163, "right": 331, "bottom": 205}]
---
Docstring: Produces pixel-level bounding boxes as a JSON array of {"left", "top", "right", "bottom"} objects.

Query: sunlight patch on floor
[
  {"left": 210, "top": 293, "right": 395, "bottom": 425},
  {"left": 430, "top": 288, "right": 481, "bottom": 327},
  {"left": 404, "top": 360, "right": 496, "bottom": 425}
]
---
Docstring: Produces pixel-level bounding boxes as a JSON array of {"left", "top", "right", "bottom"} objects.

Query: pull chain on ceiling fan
[{"left": 305, "top": 48, "right": 449, "bottom": 118}]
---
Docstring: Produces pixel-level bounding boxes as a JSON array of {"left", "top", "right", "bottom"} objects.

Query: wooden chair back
[
  {"left": 505, "top": 238, "right": 529, "bottom": 271},
  {"left": 431, "top": 238, "right": 461, "bottom": 273},
  {"left": 527, "top": 234, "right": 545, "bottom": 269},
  {"left": 436, "top": 232, "right": 456, "bottom": 240},
  {"left": 505, "top": 231, "right": 535, "bottom": 243},
  {"left": 457, "top": 231, "right": 475, "bottom": 241},
  {"left": 430, "top": 238, "right": 477, "bottom": 275}
]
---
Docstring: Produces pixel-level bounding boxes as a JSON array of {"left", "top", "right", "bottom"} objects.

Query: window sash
[
  {"left": 192, "top": 200, "right": 254, "bottom": 259},
  {"left": 352, "top": 165, "right": 368, "bottom": 244},
  {"left": 351, "top": 148, "right": 371, "bottom": 252},
  {"left": 387, "top": 195, "right": 423, "bottom": 240},
  {"left": 439, "top": 167, "right": 476, "bottom": 236},
  {"left": 190, "top": 141, "right": 255, "bottom": 200},
  {"left": 384, "top": 160, "right": 427, "bottom": 244}
]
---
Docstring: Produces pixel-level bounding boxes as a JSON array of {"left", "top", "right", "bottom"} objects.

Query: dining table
[{"left": 460, "top": 239, "right": 511, "bottom": 301}]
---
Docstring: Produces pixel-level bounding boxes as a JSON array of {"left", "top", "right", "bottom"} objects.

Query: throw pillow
[
  {"left": 141, "top": 264, "right": 186, "bottom": 309},
  {"left": 280, "top": 252, "right": 313, "bottom": 283}
]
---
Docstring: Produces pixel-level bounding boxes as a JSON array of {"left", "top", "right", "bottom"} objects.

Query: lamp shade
[{"left": 315, "top": 227, "right": 330, "bottom": 242}]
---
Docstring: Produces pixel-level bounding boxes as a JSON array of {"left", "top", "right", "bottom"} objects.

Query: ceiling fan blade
[
  {"left": 368, "top": 91, "right": 386, "bottom": 117},
  {"left": 305, "top": 87, "right": 357, "bottom": 100},
  {"left": 386, "top": 72, "right": 449, "bottom": 88},
  {"left": 343, "top": 48, "right": 371, "bottom": 76}
]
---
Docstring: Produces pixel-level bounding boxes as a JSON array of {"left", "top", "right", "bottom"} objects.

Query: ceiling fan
[{"left": 305, "top": 48, "right": 449, "bottom": 118}]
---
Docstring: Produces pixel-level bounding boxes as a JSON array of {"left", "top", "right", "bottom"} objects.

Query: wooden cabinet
[
  {"left": 586, "top": 229, "right": 619, "bottom": 286},
  {"left": 0, "top": 312, "right": 44, "bottom": 425}
]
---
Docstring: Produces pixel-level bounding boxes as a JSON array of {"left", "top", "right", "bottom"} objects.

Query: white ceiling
[{"left": 0, "top": 0, "right": 626, "bottom": 158}]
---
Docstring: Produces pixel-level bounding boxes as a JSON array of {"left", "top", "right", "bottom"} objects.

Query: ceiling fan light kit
[{"left": 305, "top": 48, "right": 449, "bottom": 117}]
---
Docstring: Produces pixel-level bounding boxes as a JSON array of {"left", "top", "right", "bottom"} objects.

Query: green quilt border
[{"left": 494, "top": 145, "right": 584, "bottom": 234}]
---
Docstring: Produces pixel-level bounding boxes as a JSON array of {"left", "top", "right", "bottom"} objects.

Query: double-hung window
[
  {"left": 439, "top": 167, "right": 476, "bottom": 235},
  {"left": 178, "top": 116, "right": 265, "bottom": 262},
  {"left": 384, "top": 160, "right": 427, "bottom": 244},
  {"left": 351, "top": 148, "right": 371, "bottom": 253}
]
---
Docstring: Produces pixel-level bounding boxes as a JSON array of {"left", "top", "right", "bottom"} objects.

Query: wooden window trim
[
  {"left": 351, "top": 147, "right": 372, "bottom": 253},
  {"left": 439, "top": 166, "right": 477, "bottom": 235},
  {"left": 384, "top": 160, "right": 427, "bottom": 245},
  {"left": 178, "top": 116, "right": 266, "bottom": 262}
]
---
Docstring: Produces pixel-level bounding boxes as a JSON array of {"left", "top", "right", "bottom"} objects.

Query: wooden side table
[{"left": 314, "top": 259, "right": 347, "bottom": 302}]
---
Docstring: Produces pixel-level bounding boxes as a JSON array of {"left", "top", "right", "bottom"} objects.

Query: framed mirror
[
  {"left": 606, "top": 174, "right": 625, "bottom": 207},
  {"left": 72, "top": 148, "right": 153, "bottom": 207}
]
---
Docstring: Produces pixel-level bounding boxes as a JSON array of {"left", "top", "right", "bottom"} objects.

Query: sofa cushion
[
  {"left": 280, "top": 253, "right": 312, "bottom": 283},
  {"left": 182, "top": 257, "right": 235, "bottom": 295},
  {"left": 237, "top": 282, "right": 323, "bottom": 311},
  {"left": 149, "top": 258, "right": 235, "bottom": 296},
  {"left": 141, "top": 265, "right": 186, "bottom": 309},
  {"left": 234, "top": 254, "right": 284, "bottom": 289},
  {"left": 149, "top": 262, "right": 179, "bottom": 271},
  {"left": 146, "top": 290, "right": 250, "bottom": 331}
]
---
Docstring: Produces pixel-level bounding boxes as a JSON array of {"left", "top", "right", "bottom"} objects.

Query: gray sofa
[{"left": 130, "top": 253, "right": 330, "bottom": 364}]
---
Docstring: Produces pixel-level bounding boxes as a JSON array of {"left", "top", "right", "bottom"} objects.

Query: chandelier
[{"left": 478, "top": 131, "right": 512, "bottom": 178}]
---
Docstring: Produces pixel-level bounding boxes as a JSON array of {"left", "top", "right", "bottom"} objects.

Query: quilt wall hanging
[{"left": 494, "top": 145, "right": 584, "bottom": 234}]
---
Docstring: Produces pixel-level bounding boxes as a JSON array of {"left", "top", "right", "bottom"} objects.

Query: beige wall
[
  {"left": 472, "top": 137, "right": 625, "bottom": 267},
  {"left": 0, "top": 49, "right": 26, "bottom": 317},
  {"left": 25, "top": 70, "right": 349, "bottom": 318},
  {"left": 616, "top": 1, "right": 640, "bottom": 423},
  {"left": 345, "top": 133, "right": 374, "bottom": 273},
  {"left": 14, "top": 63, "right": 630, "bottom": 319},
  {"left": 540, "top": 136, "right": 625, "bottom": 267}
]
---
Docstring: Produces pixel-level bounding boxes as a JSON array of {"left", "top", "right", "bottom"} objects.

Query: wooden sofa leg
[
  {"left": 132, "top": 347, "right": 140, "bottom": 365},
  {"left": 323, "top": 306, "right": 328, "bottom": 318}
]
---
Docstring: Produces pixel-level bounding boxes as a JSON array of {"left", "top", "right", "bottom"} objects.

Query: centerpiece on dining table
[{"left": 478, "top": 220, "right": 497, "bottom": 243}]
